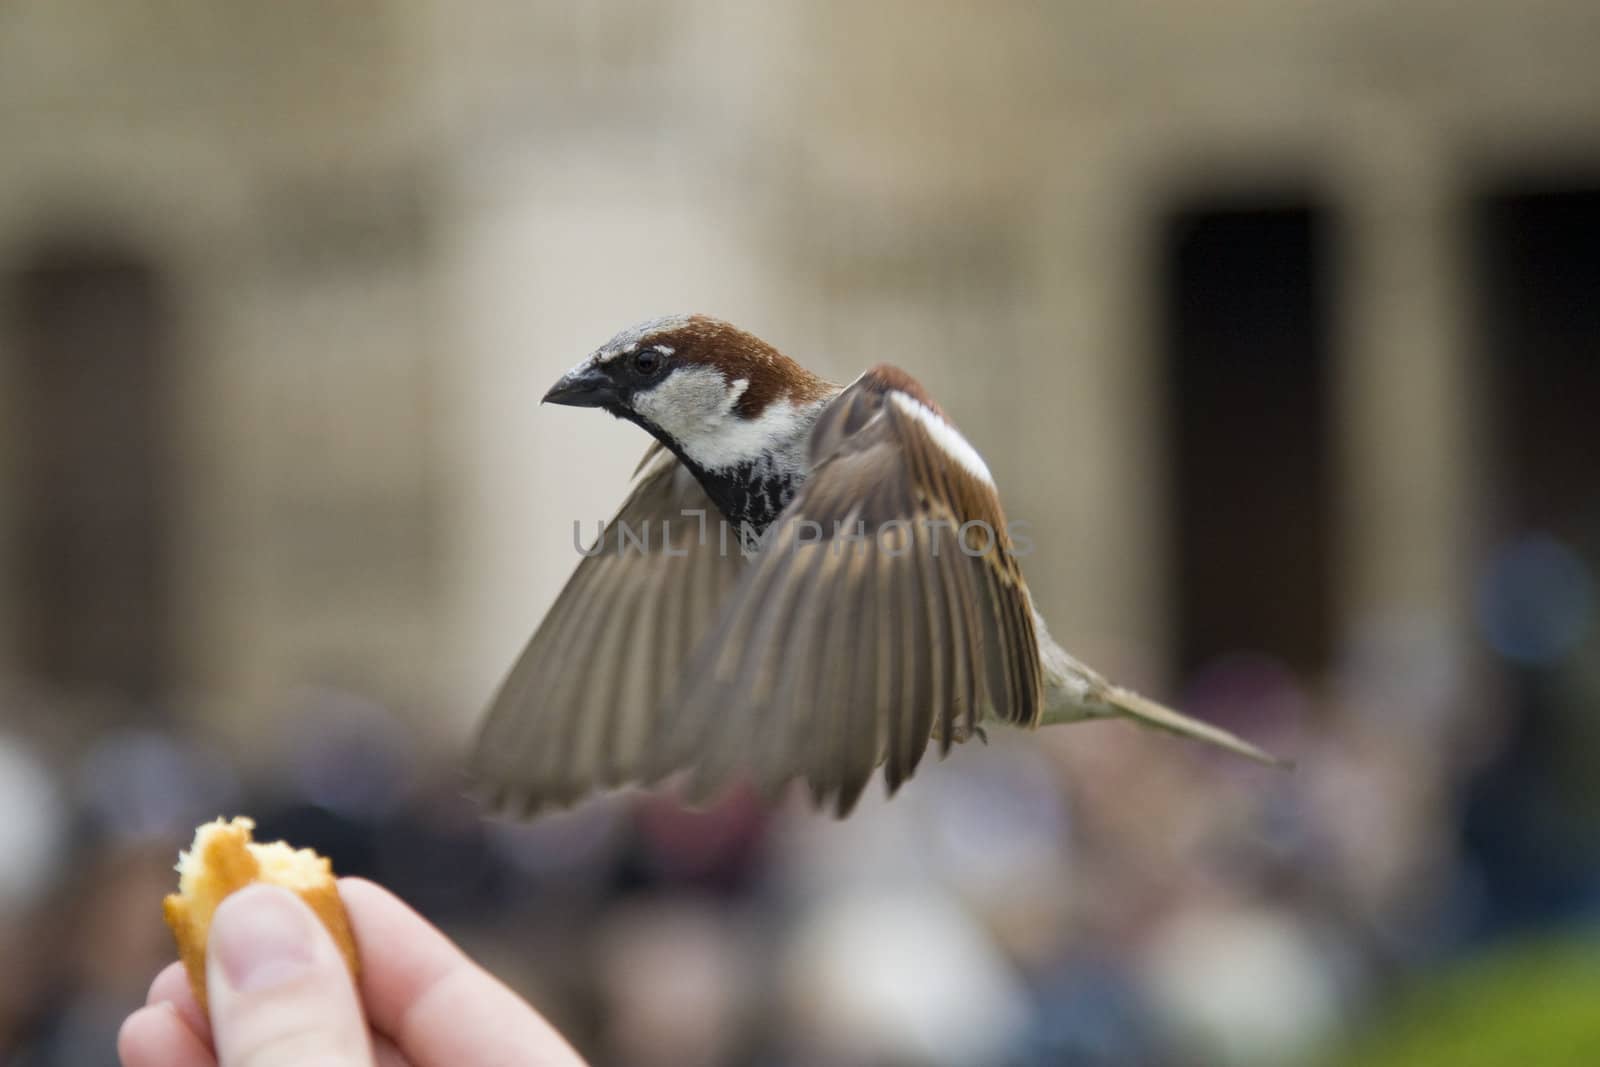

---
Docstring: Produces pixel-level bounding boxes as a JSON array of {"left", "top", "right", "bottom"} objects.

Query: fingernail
[{"left": 212, "top": 885, "right": 317, "bottom": 993}]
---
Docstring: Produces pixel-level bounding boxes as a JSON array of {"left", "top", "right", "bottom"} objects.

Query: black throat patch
[
  {"left": 613, "top": 405, "right": 808, "bottom": 537},
  {"left": 678, "top": 455, "right": 802, "bottom": 536}
]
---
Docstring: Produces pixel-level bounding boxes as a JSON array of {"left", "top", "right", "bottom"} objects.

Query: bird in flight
[{"left": 472, "top": 314, "right": 1285, "bottom": 818}]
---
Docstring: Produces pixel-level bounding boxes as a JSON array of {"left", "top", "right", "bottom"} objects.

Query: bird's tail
[
  {"left": 1095, "top": 684, "right": 1289, "bottom": 767},
  {"left": 1033, "top": 615, "right": 1289, "bottom": 768}
]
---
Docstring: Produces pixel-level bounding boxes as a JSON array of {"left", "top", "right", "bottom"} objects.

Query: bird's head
[{"left": 543, "top": 314, "right": 836, "bottom": 472}]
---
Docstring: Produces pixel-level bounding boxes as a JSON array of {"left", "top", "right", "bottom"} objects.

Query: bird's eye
[{"left": 632, "top": 349, "right": 663, "bottom": 376}]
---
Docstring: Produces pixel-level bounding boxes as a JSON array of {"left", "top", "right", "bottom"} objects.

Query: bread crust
[{"left": 162, "top": 817, "right": 359, "bottom": 1013}]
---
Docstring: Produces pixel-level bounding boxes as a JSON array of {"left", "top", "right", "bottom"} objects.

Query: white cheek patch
[
  {"left": 632, "top": 367, "right": 810, "bottom": 472},
  {"left": 889, "top": 391, "right": 995, "bottom": 487},
  {"left": 698, "top": 397, "right": 809, "bottom": 471},
  {"left": 631, "top": 365, "right": 730, "bottom": 436}
]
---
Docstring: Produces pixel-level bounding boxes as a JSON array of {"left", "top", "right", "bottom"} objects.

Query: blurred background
[{"left": 2, "top": 2, "right": 1598, "bottom": 1065}]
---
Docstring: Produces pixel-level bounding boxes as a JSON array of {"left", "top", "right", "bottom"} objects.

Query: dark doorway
[
  {"left": 1460, "top": 182, "right": 1600, "bottom": 937},
  {"left": 1477, "top": 185, "right": 1600, "bottom": 540},
  {"left": 7, "top": 240, "right": 179, "bottom": 704},
  {"left": 1160, "top": 200, "right": 1335, "bottom": 678}
]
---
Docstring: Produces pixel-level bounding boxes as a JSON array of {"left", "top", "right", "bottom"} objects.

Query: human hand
[{"left": 118, "top": 878, "right": 587, "bottom": 1067}]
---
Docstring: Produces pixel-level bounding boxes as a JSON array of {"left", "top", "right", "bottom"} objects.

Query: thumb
[{"left": 206, "top": 884, "right": 372, "bottom": 1067}]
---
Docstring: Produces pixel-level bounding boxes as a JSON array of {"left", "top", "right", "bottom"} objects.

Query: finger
[
  {"left": 205, "top": 884, "right": 372, "bottom": 1067},
  {"left": 148, "top": 960, "right": 213, "bottom": 1046},
  {"left": 339, "top": 878, "right": 586, "bottom": 1067},
  {"left": 371, "top": 1031, "right": 412, "bottom": 1067},
  {"left": 149, "top": 957, "right": 398, "bottom": 1066},
  {"left": 119, "top": 1002, "right": 217, "bottom": 1067}
]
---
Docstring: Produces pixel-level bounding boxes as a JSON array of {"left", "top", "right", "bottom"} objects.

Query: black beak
[{"left": 542, "top": 365, "right": 618, "bottom": 408}]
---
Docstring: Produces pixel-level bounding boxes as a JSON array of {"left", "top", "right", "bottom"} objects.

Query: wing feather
[
  {"left": 835, "top": 535, "right": 881, "bottom": 814},
  {"left": 653, "top": 366, "right": 1042, "bottom": 813},
  {"left": 470, "top": 450, "right": 746, "bottom": 815}
]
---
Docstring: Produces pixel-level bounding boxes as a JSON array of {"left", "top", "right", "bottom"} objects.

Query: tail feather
[
  {"left": 1032, "top": 613, "right": 1289, "bottom": 768},
  {"left": 1103, "top": 685, "right": 1291, "bottom": 768}
]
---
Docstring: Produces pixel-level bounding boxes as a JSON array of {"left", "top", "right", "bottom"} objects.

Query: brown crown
[{"left": 650, "top": 315, "right": 837, "bottom": 418}]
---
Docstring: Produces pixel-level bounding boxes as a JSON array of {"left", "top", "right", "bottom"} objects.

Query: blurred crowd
[{"left": 3, "top": 529, "right": 1596, "bottom": 1067}]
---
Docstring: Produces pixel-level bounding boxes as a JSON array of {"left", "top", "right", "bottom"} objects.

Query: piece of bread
[{"left": 162, "top": 816, "right": 359, "bottom": 1013}]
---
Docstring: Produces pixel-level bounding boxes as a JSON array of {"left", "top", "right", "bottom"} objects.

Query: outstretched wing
[
  {"left": 650, "top": 367, "right": 1042, "bottom": 816},
  {"left": 471, "top": 446, "right": 747, "bottom": 815}
]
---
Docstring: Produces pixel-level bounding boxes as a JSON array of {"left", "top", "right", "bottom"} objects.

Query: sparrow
[{"left": 472, "top": 314, "right": 1285, "bottom": 818}]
